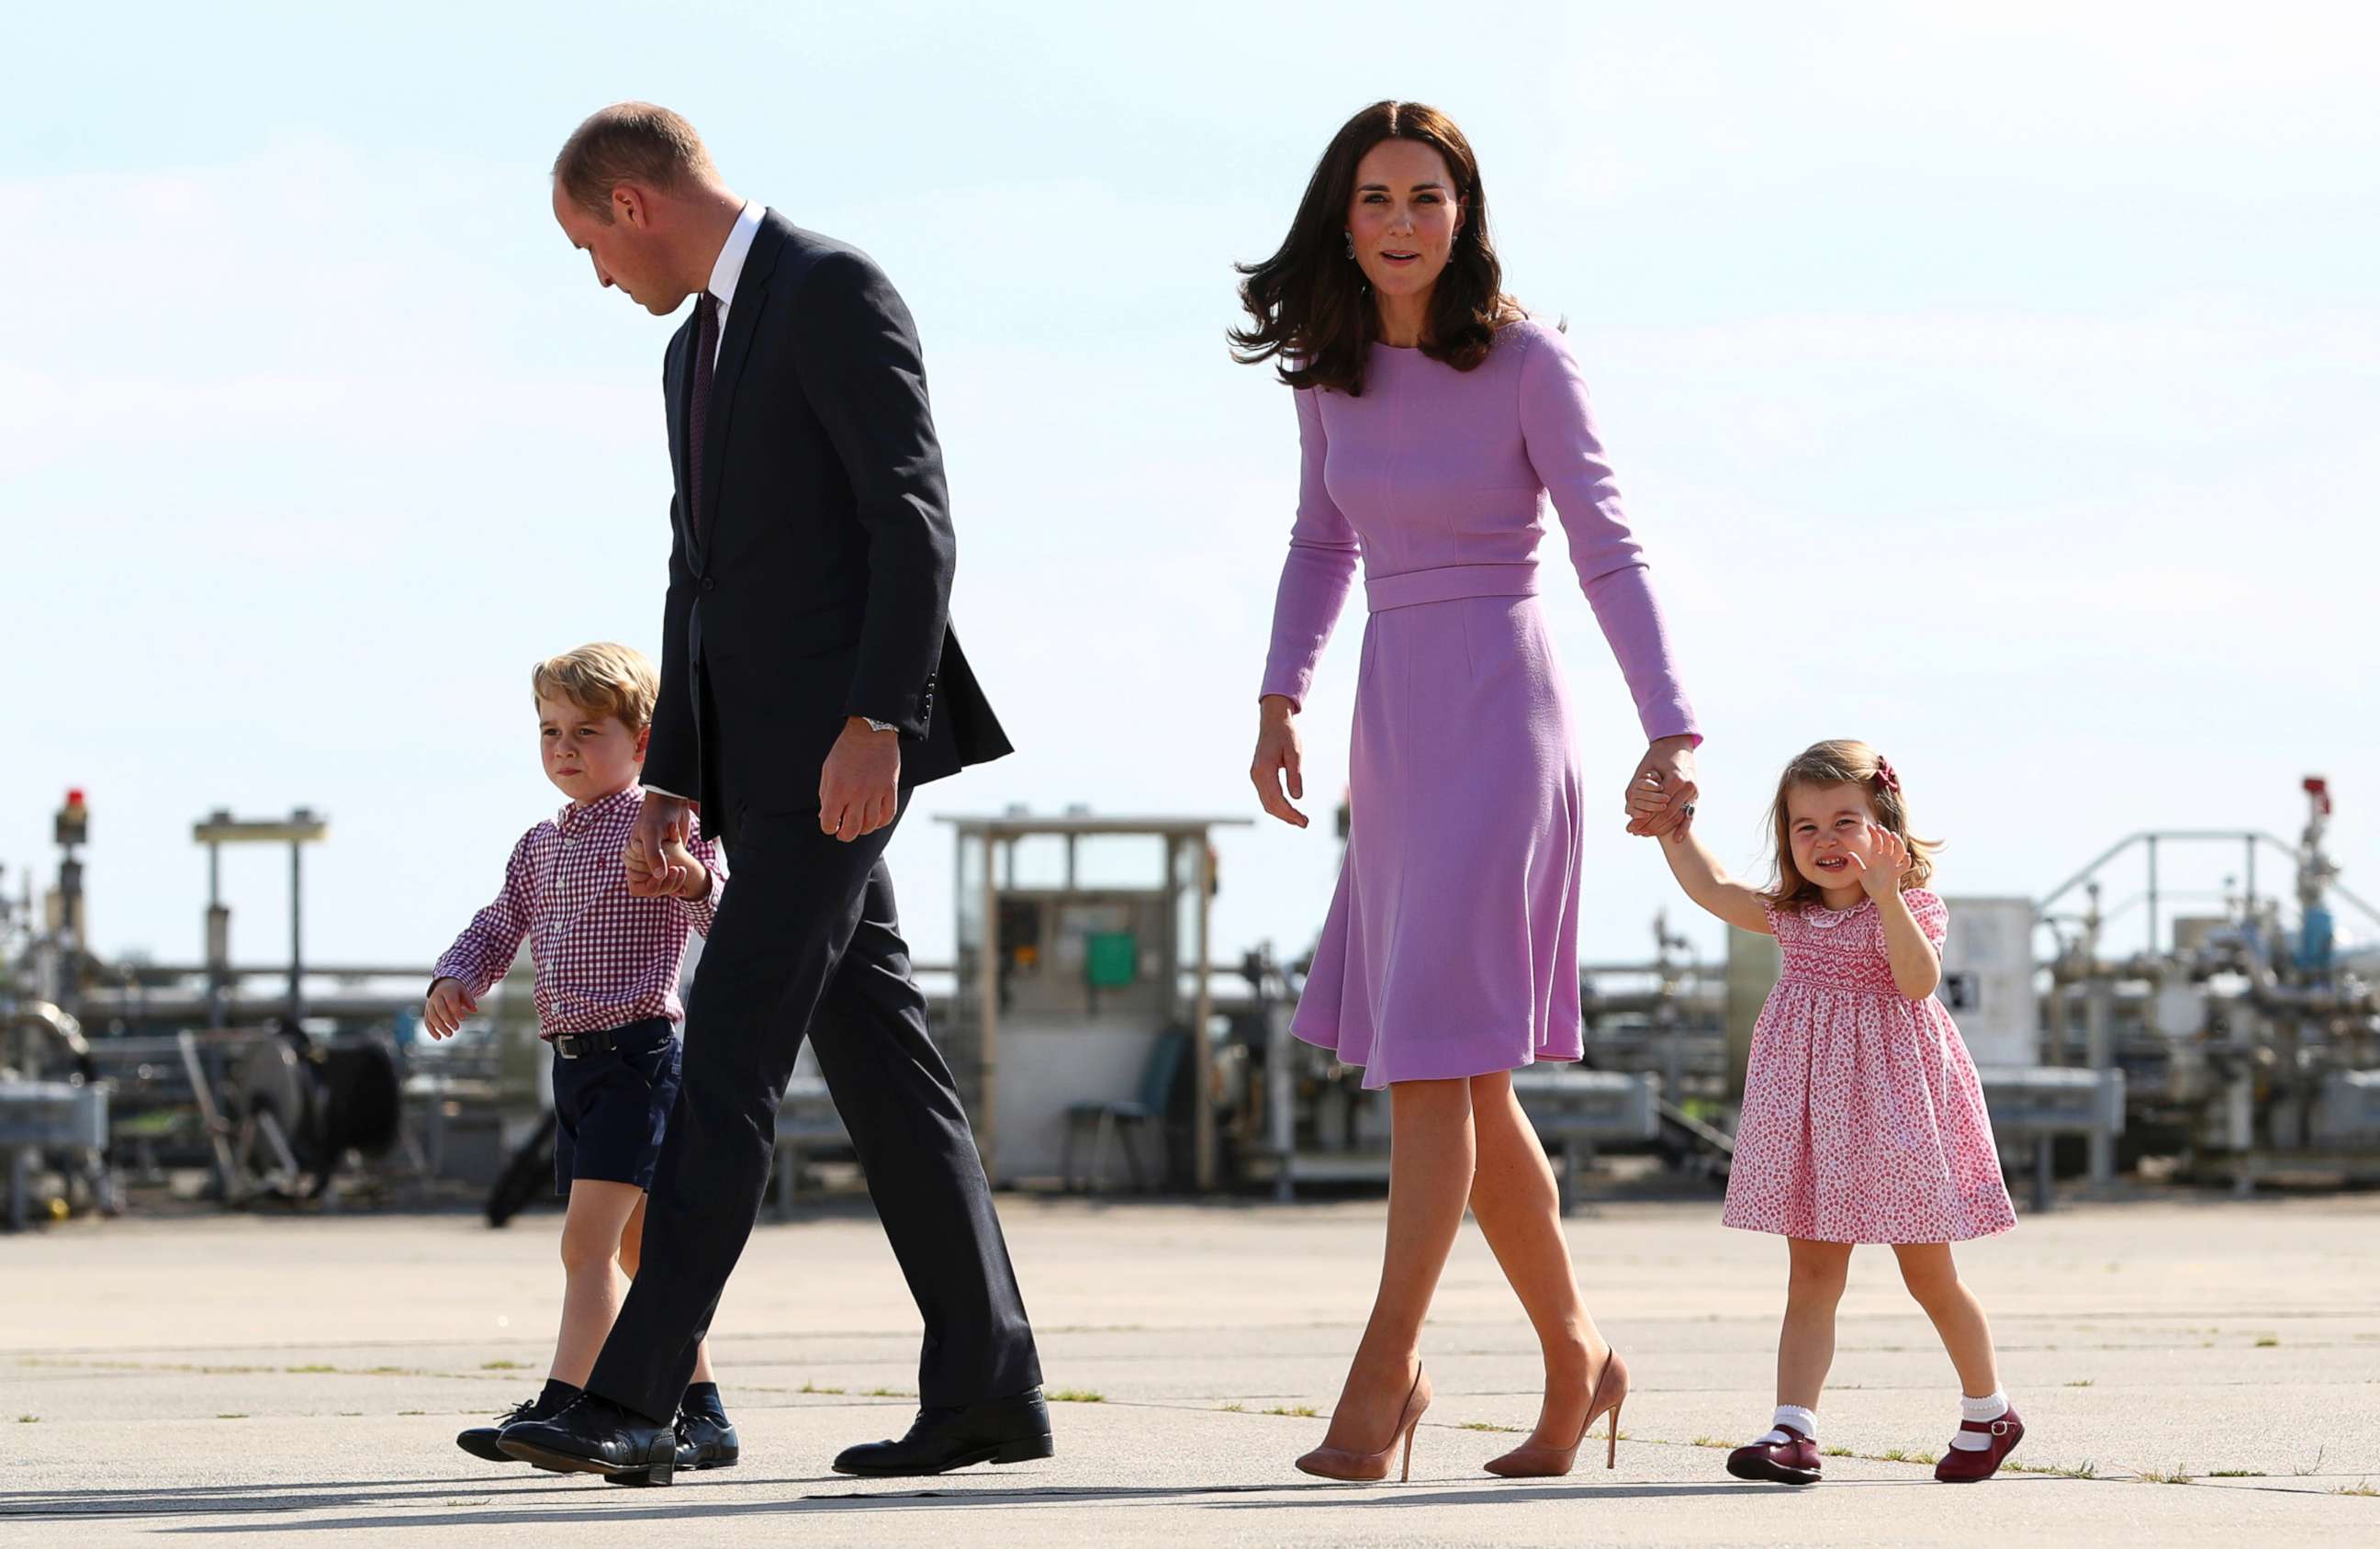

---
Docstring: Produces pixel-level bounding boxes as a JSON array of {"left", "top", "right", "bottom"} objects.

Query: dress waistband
[{"left": 1365, "top": 562, "right": 1542, "bottom": 613}]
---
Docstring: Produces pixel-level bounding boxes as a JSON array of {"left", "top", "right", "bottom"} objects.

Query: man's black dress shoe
[
  {"left": 832, "top": 1389, "right": 1055, "bottom": 1476},
  {"left": 498, "top": 1394, "right": 679, "bottom": 1485},
  {"left": 604, "top": 1410, "right": 742, "bottom": 1487},
  {"left": 456, "top": 1392, "right": 558, "bottom": 1464}
]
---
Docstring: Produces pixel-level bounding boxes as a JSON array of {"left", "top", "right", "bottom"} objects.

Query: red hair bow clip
[{"left": 1874, "top": 757, "right": 1901, "bottom": 794}]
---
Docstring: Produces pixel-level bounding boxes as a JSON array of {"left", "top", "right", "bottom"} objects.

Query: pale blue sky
[{"left": 7, "top": 1, "right": 2376, "bottom": 982}]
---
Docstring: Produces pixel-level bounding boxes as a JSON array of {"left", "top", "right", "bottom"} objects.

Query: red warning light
[{"left": 55, "top": 790, "right": 91, "bottom": 847}]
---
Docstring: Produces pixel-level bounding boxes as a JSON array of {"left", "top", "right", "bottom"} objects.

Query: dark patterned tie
[{"left": 689, "top": 291, "right": 719, "bottom": 547}]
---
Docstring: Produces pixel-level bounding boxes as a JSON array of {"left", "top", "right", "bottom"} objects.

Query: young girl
[{"left": 1656, "top": 739, "right": 2021, "bottom": 1485}]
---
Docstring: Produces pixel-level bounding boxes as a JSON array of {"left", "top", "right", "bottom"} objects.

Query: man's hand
[
  {"left": 820, "top": 717, "right": 900, "bottom": 842},
  {"left": 625, "top": 793, "right": 694, "bottom": 896},
  {"left": 1624, "top": 735, "right": 1701, "bottom": 837},
  {"left": 424, "top": 977, "right": 477, "bottom": 1039}
]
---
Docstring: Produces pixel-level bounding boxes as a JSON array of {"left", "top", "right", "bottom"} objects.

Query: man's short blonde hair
[
  {"left": 532, "top": 643, "right": 659, "bottom": 732},
  {"left": 553, "top": 102, "right": 716, "bottom": 221}
]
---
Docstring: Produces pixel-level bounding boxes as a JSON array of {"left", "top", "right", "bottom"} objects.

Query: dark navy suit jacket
[{"left": 645, "top": 209, "right": 1011, "bottom": 836}]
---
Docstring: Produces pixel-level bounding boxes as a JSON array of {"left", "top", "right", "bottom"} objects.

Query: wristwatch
[{"left": 861, "top": 718, "right": 897, "bottom": 735}]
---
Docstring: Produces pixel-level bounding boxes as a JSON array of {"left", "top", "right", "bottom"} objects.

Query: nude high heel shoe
[
  {"left": 1483, "top": 1350, "right": 1629, "bottom": 1477},
  {"left": 1294, "top": 1365, "right": 1431, "bottom": 1483}
]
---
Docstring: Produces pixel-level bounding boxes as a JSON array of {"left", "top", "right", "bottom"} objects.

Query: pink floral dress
[{"left": 1723, "top": 888, "right": 2017, "bottom": 1244}]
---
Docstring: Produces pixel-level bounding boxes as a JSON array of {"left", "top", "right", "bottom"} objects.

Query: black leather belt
[{"left": 551, "top": 1027, "right": 622, "bottom": 1060}]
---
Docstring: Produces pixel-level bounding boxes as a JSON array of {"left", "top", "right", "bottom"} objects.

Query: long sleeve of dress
[
  {"left": 1258, "top": 387, "right": 1363, "bottom": 710},
  {"left": 1517, "top": 326, "right": 1701, "bottom": 745}
]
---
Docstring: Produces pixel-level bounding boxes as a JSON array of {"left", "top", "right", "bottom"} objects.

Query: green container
[{"left": 1084, "top": 930, "right": 1139, "bottom": 988}]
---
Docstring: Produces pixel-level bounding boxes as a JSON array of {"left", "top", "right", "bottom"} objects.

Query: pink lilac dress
[
  {"left": 1259, "top": 320, "right": 1698, "bottom": 1090},
  {"left": 1723, "top": 888, "right": 2018, "bottom": 1243}
]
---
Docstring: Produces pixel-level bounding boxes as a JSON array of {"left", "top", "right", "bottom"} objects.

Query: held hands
[
  {"left": 819, "top": 718, "right": 900, "bottom": 843},
  {"left": 1847, "top": 821, "right": 1913, "bottom": 900},
  {"left": 624, "top": 794, "right": 694, "bottom": 897},
  {"left": 1623, "top": 736, "right": 1700, "bottom": 837},
  {"left": 625, "top": 826, "right": 711, "bottom": 900},
  {"left": 1251, "top": 694, "right": 1309, "bottom": 829},
  {"left": 423, "top": 977, "right": 477, "bottom": 1039}
]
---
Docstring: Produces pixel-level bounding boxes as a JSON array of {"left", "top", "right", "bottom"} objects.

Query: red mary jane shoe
[
  {"left": 1934, "top": 1408, "right": 2025, "bottom": 1482},
  {"left": 1725, "top": 1424, "right": 1822, "bottom": 1486}
]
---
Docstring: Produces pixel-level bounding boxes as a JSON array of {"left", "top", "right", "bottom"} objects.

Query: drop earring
[{"left": 1344, "top": 230, "right": 1355, "bottom": 259}]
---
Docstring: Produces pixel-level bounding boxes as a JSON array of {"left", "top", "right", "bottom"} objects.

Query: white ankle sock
[
  {"left": 1950, "top": 1390, "right": 2008, "bottom": 1451},
  {"left": 1757, "top": 1403, "right": 1818, "bottom": 1445}
]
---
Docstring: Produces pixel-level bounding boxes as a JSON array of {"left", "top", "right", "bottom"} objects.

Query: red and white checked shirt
[{"left": 432, "top": 785, "right": 726, "bottom": 1040}]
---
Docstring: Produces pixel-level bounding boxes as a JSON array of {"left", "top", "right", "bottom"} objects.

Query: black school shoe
[
  {"left": 604, "top": 1410, "right": 742, "bottom": 1487},
  {"left": 456, "top": 1392, "right": 564, "bottom": 1464},
  {"left": 832, "top": 1389, "right": 1055, "bottom": 1477},
  {"left": 498, "top": 1393, "right": 679, "bottom": 1484}
]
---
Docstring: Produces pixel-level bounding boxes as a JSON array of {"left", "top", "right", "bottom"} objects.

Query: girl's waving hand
[{"left": 1846, "top": 822, "right": 1913, "bottom": 901}]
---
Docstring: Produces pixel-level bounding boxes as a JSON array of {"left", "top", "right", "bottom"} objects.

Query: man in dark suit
[{"left": 501, "top": 102, "right": 1048, "bottom": 1485}]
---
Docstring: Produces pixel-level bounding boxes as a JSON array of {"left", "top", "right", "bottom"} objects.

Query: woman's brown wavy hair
[
  {"left": 1230, "top": 100, "right": 1521, "bottom": 397},
  {"left": 1761, "top": 739, "right": 1942, "bottom": 912}
]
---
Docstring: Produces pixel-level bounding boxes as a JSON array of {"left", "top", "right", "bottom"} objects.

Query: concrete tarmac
[{"left": 4, "top": 1192, "right": 2377, "bottom": 1545}]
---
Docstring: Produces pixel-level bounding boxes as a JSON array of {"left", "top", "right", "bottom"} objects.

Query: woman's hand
[
  {"left": 1847, "top": 821, "right": 1912, "bottom": 901},
  {"left": 1251, "top": 694, "right": 1309, "bottom": 829},
  {"left": 1623, "top": 735, "right": 1699, "bottom": 837}
]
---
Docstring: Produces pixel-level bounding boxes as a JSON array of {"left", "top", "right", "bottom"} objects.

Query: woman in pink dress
[
  {"left": 1654, "top": 740, "right": 2023, "bottom": 1487},
  {"left": 1239, "top": 100, "right": 1701, "bottom": 1483}
]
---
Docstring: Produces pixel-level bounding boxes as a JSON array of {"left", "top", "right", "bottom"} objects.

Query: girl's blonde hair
[
  {"left": 531, "top": 642, "right": 659, "bottom": 732},
  {"left": 1761, "top": 738, "right": 1941, "bottom": 911}
]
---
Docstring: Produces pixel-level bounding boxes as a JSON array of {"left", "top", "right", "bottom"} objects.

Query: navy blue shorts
[{"left": 550, "top": 1016, "right": 682, "bottom": 1195}]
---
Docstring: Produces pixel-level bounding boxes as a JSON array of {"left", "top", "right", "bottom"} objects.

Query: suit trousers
[{"left": 585, "top": 801, "right": 1042, "bottom": 1421}]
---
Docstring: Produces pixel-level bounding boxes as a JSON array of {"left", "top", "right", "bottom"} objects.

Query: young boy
[{"left": 428, "top": 642, "right": 737, "bottom": 1482}]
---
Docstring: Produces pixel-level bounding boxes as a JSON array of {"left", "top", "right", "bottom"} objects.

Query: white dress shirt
[{"left": 704, "top": 201, "right": 763, "bottom": 364}]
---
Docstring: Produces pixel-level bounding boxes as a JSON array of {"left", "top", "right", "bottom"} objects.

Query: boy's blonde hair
[
  {"left": 531, "top": 643, "right": 659, "bottom": 732},
  {"left": 1761, "top": 738, "right": 1941, "bottom": 911}
]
